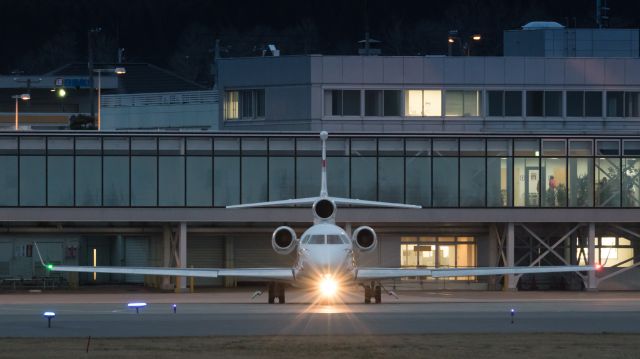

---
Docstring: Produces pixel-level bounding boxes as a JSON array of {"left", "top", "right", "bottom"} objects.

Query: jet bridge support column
[
  {"left": 177, "top": 222, "right": 188, "bottom": 291},
  {"left": 161, "top": 225, "right": 172, "bottom": 290},
  {"left": 587, "top": 223, "right": 598, "bottom": 291},
  {"left": 505, "top": 222, "right": 517, "bottom": 291}
]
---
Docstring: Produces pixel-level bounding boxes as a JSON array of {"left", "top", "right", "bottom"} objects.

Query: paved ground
[{"left": 1, "top": 287, "right": 640, "bottom": 337}]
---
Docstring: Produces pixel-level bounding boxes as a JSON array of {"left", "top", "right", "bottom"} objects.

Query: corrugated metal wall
[
  {"left": 187, "top": 236, "right": 224, "bottom": 286},
  {"left": 233, "top": 236, "right": 294, "bottom": 269},
  {"left": 125, "top": 237, "right": 150, "bottom": 283}
]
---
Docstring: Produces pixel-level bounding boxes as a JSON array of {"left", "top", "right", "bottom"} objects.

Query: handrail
[{"left": 101, "top": 90, "right": 218, "bottom": 108}]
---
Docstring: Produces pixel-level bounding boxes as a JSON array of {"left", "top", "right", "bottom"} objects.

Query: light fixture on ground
[
  {"left": 510, "top": 308, "right": 515, "bottom": 324},
  {"left": 11, "top": 93, "right": 30, "bottom": 131},
  {"left": 43, "top": 311, "right": 55, "bottom": 328},
  {"left": 127, "top": 302, "right": 147, "bottom": 314},
  {"left": 172, "top": 304, "right": 177, "bottom": 313},
  {"left": 93, "top": 67, "right": 126, "bottom": 130}
]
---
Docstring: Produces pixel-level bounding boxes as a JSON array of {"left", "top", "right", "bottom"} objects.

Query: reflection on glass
[
  {"left": 351, "top": 157, "right": 376, "bottom": 200},
  {"left": 214, "top": 157, "right": 239, "bottom": 206},
  {"left": 622, "top": 158, "right": 640, "bottom": 207},
  {"left": 0, "top": 156, "right": 18, "bottom": 205},
  {"left": 131, "top": 156, "right": 157, "bottom": 206},
  {"left": 269, "top": 157, "right": 294, "bottom": 201},
  {"left": 20, "top": 156, "right": 46, "bottom": 206},
  {"left": 378, "top": 157, "right": 404, "bottom": 203},
  {"left": 47, "top": 156, "right": 73, "bottom": 206},
  {"left": 159, "top": 156, "right": 185, "bottom": 206},
  {"left": 460, "top": 157, "right": 485, "bottom": 207},
  {"left": 514, "top": 158, "right": 540, "bottom": 207},
  {"left": 569, "top": 158, "right": 593, "bottom": 207},
  {"left": 433, "top": 157, "right": 458, "bottom": 207},
  {"left": 406, "top": 157, "right": 431, "bottom": 207},
  {"left": 241, "top": 157, "right": 267, "bottom": 204},
  {"left": 487, "top": 157, "right": 512, "bottom": 207},
  {"left": 187, "top": 156, "right": 212, "bottom": 206},
  {"left": 296, "top": 157, "right": 320, "bottom": 198},
  {"left": 103, "top": 156, "right": 129, "bottom": 206},
  {"left": 596, "top": 158, "right": 620, "bottom": 207},
  {"left": 327, "top": 157, "right": 349, "bottom": 198},
  {"left": 76, "top": 156, "right": 101, "bottom": 206}
]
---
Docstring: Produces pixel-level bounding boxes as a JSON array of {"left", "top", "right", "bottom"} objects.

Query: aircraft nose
[{"left": 307, "top": 247, "right": 348, "bottom": 272}]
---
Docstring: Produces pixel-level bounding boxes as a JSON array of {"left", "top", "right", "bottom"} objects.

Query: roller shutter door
[
  {"left": 125, "top": 237, "right": 150, "bottom": 283},
  {"left": 234, "top": 236, "right": 294, "bottom": 269},
  {"left": 0, "top": 242, "right": 11, "bottom": 275},
  {"left": 187, "top": 236, "right": 224, "bottom": 286}
]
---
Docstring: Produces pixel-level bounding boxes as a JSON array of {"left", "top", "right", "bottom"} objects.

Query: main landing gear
[
  {"left": 363, "top": 281, "right": 382, "bottom": 304},
  {"left": 268, "top": 282, "right": 286, "bottom": 304}
]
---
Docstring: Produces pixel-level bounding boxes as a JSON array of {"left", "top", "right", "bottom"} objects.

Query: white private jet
[{"left": 36, "top": 131, "right": 596, "bottom": 304}]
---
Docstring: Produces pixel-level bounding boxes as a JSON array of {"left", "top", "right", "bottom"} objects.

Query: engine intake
[
  {"left": 352, "top": 226, "right": 377, "bottom": 252},
  {"left": 272, "top": 226, "right": 297, "bottom": 255},
  {"left": 313, "top": 198, "right": 336, "bottom": 220}
]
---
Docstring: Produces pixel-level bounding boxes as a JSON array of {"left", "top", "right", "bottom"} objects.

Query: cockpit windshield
[{"left": 302, "top": 234, "right": 348, "bottom": 244}]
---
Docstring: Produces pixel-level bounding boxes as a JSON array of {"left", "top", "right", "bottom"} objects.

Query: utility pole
[{"left": 88, "top": 27, "right": 101, "bottom": 119}]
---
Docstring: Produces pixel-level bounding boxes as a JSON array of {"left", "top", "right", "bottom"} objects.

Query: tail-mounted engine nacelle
[
  {"left": 313, "top": 198, "right": 336, "bottom": 222},
  {"left": 272, "top": 226, "right": 298, "bottom": 255},
  {"left": 352, "top": 226, "right": 377, "bottom": 252}
]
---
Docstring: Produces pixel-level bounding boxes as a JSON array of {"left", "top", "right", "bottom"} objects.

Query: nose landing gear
[
  {"left": 363, "top": 281, "right": 382, "bottom": 304},
  {"left": 268, "top": 282, "right": 286, "bottom": 304}
]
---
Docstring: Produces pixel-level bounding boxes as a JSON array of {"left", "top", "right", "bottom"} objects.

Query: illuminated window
[
  {"left": 400, "top": 236, "right": 476, "bottom": 280},
  {"left": 404, "top": 90, "right": 442, "bottom": 117},
  {"left": 577, "top": 236, "right": 634, "bottom": 267},
  {"left": 445, "top": 90, "right": 481, "bottom": 117},
  {"left": 224, "top": 89, "right": 265, "bottom": 120}
]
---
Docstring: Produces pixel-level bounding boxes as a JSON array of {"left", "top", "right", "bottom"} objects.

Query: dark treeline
[{"left": 1, "top": 0, "right": 639, "bottom": 85}]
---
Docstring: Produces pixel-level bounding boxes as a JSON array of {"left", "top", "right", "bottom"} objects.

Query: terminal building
[{"left": 1, "top": 24, "right": 640, "bottom": 292}]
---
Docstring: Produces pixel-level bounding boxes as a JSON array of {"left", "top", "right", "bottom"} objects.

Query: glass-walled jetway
[{"left": 1, "top": 133, "right": 640, "bottom": 208}]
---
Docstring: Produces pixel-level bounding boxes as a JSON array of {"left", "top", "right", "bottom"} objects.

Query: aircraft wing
[
  {"left": 355, "top": 265, "right": 595, "bottom": 280},
  {"left": 226, "top": 197, "right": 319, "bottom": 208},
  {"left": 43, "top": 264, "right": 295, "bottom": 281},
  {"left": 331, "top": 197, "right": 421, "bottom": 209}
]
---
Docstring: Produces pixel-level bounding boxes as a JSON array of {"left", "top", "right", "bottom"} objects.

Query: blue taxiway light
[
  {"left": 43, "top": 312, "right": 55, "bottom": 328},
  {"left": 172, "top": 304, "right": 177, "bottom": 313}
]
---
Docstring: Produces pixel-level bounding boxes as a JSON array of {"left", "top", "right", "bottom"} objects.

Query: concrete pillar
[
  {"left": 161, "top": 225, "right": 172, "bottom": 290},
  {"left": 177, "top": 222, "right": 187, "bottom": 291},
  {"left": 587, "top": 222, "right": 598, "bottom": 291},
  {"left": 487, "top": 225, "right": 499, "bottom": 290},
  {"left": 224, "top": 237, "right": 236, "bottom": 288},
  {"left": 505, "top": 222, "right": 518, "bottom": 291}
]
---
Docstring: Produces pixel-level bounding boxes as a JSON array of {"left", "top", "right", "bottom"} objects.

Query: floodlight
[
  {"left": 57, "top": 88, "right": 66, "bottom": 98},
  {"left": 127, "top": 302, "right": 147, "bottom": 314},
  {"left": 472, "top": 34, "right": 482, "bottom": 41},
  {"left": 114, "top": 67, "right": 126, "bottom": 75}
]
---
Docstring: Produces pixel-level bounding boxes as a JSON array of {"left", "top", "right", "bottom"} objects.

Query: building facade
[{"left": 1, "top": 131, "right": 639, "bottom": 291}]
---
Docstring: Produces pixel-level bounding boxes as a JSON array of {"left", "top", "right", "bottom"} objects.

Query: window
[
  {"left": 577, "top": 237, "right": 634, "bottom": 267},
  {"left": 224, "top": 89, "right": 265, "bottom": 120},
  {"left": 400, "top": 236, "right": 477, "bottom": 280},
  {"left": 544, "top": 91, "right": 562, "bottom": 117},
  {"left": 445, "top": 90, "right": 481, "bottom": 116},
  {"left": 364, "top": 90, "right": 402, "bottom": 116},
  {"left": 607, "top": 92, "right": 624, "bottom": 117},
  {"left": 325, "top": 90, "right": 361, "bottom": 116},
  {"left": 526, "top": 90, "right": 562, "bottom": 117},
  {"left": 404, "top": 90, "right": 442, "bottom": 117},
  {"left": 625, "top": 92, "right": 640, "bottom": 117},
  {"left": 568, "top": 91, "right": 603, "bottom": 117},
  {"left": 526, "top": 91, "right": 543, "bottom": 117},
  {"left": 487, "top": 91, "right": 522, "bottom": 116}
]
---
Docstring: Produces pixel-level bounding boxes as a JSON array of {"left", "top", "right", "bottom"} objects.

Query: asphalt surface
[{"left": 1, "top": 288, "right": 640, "bottom": 337}]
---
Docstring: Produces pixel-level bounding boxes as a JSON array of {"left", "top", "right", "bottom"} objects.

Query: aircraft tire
[{"left": 374, "top": 285, "right": 382, "bottom": 304}]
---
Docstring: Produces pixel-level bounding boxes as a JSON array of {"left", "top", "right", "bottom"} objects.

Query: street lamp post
[
  {"left": 93, "top": 67, "right": 126, "bottom": 130},
  {"left": 11, "top": 94, "right": 30, "bottom": 131}
]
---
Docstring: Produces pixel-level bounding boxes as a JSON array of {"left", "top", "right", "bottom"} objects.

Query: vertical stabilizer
[{"left": 320, "top": 131, "right": 329, "bottom": 197}]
